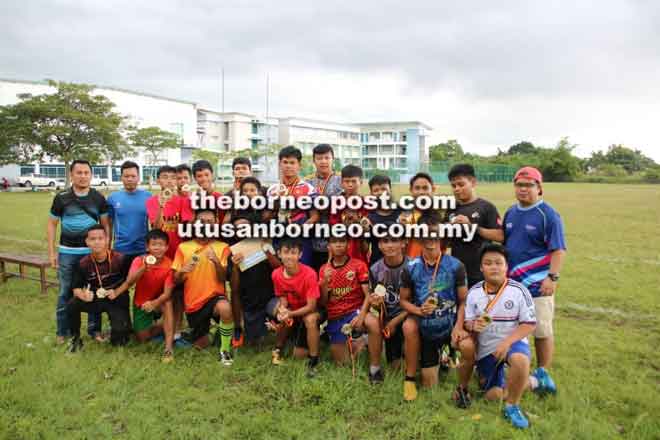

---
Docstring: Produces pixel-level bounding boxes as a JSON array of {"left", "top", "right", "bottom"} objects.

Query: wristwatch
[{"left": 548, "top": 273, "right": 560, "bottom": 282}]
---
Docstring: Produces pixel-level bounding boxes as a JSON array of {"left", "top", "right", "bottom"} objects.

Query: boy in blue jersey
[
  {"left": 107, "top": 161, "right": 151, "bottom": 266},
  {"left": 399, "top": 221, "right": 476, "bottom": 407},
  {"left": 465, "top": 243, "right": 537, "bottom": 429},
  {"left": 503, "top": 167, "right": 566, "bottom": 395}
]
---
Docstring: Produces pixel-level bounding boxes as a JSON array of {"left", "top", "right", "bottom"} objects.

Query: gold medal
[
  {"left": 181, "top": 184, "right": 191, "bottom": 193},
  {"left": 374, "top": 284, "right": 387, "bottom": 298},
  {"left": 96, "top": 288, "right": 107, "bottom": 298},
  {"left": 341, "top": 323, "right": 353, "bottom": 336},
  {"left": 145, "top": 255, "right": 157, "bottom": 265},
  {"left": 481, "top": 313, "right": 492, "bottom": 324},
  {"left": 191, "top": 254, "right": 201, "bottom": 264},
  {"left": 426, "top": 296, "right": 438, "bottom": 307}
]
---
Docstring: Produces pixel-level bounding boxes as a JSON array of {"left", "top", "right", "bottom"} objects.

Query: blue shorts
[
  {"left": 477, "top": 340, "right": 530, "bottom": 391},
  {"left": 326, "top": 310, "right": 360, "bottom": 344}
]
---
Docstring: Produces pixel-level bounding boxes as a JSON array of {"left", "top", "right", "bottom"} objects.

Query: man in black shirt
[
  {"left": 366, "top": 175, "right": 401, "bottom": 266},
  {"left": 67, "top": 225, "right": 132, "bottom": 352},
  {"left": 445, "top": 164, "right": 504, "bottom": 287}
]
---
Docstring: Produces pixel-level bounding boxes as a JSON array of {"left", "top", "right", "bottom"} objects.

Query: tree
[
  {"left": 0, "top": 80, "right": 130, "bottom": 187},
  {"left": 537, "top": 137, "right": 581, "bottom": 182},
  {"left": 128, "top": 126, "right": 180, "bottom": 165},
  {"left": 192, "top": 149, "right": 221, "bottom": 172},
  {"left": 506, "top": 141, "right": 536, "bottom": 155},
  {"left": 429, "top": 139, "right": 464, "bottom": 162}
]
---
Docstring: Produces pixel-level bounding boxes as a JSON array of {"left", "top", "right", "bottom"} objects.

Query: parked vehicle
[
  {"left": 16, "top": 174, "right": 64, "bottom": 188},
  {"left": 91, "top": 177, "right": 110, "bottom": 187}
]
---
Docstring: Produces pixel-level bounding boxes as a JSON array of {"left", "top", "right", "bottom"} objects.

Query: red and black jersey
[{"left": 319, "top": 257, "right": 369, "bottom": 320}]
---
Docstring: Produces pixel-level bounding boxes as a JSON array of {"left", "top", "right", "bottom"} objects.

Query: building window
[
  {"left": 224, "top": 122, "right": 230, "bottom": 140},
  {"left": 40, "top": 165, "right": 66, "bottom": 178},
  {"left": 142, "top": 166, "right": 159, "bottom": 183},
  {"left": 369, "top": 132, "right": 380, "bottom": 141},
  {"left": 251, "top": 123, "right": 259, "bottom": 134},
  {"left": 380, "top": 144, "right": 394, "bottom": 155},
  {"left": 393, "top": 132, "right": 399, "bottom": 142},
  {"left": 111, "top": 166, "right": 122, "bottom": 182},
  {"left": 397, "top": 145, "right": 407, "bottom": 156},
  {"left": 92, "top": 166, "right": 108, "bottom": 179},
  {"left": 251, "top": 139, "right": 258, "bottom": 149},
  {"left": 400, "top": 131, "right": 407, "bottom": 142}
]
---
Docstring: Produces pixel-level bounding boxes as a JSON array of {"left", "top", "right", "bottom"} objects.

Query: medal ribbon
[
  {"left": 484, "top": 278, "right": 508, "bottom": 313},
  {"left": 92, "top": 250, "right": 112, "bottom": 290}
]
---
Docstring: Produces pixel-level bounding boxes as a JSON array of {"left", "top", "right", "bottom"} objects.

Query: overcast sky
[{"left": 2, "top": 0, "right": 659, "bottom": 160}]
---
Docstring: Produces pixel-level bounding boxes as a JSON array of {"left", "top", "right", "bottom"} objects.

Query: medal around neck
[
  {"left": 162, "top": 188, "right": 174, "bottom": 200},
  {"left": 96, "top": 288, "right": 108, "bottom": 299},
  {"left": 145, "top": 255, "right": 157, "bottom": 265}
]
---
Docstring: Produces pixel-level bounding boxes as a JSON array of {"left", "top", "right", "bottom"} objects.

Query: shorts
[
  {"left": 533, "top": 295, "right": 554, "bottom": 338},
  {"left": 420, "top": 335, "right": 452, "bottom": 369},
  {"left": 326, "top": 310, "right": 360, "bottom": 344},
  {"left": 477, "top": 340, "right": 530, "bottom": 391},
  {"left": 384, "top": 319, "right": 404, "bottom": 363},
  {"left": 186, "top": 295, "right": 225, "bottom": 342},
  {"left": 243, "top": 297, "right": 280, "bottom": 342},
  {"left": 133, "top": 303, "right": 161, "bottom": 333}
]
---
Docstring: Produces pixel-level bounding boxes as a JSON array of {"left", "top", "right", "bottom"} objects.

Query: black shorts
[
  {"left": 384, "top": 319, "right": 404, "bottom": 363},
  {"left": 186, "top": 296, "right": 225, "bottom": 342},
  {"left": 243, "top": 297, "right": 279, "bottom": 342},
  {"left": 421, "top": 335, "right": 452, "bottom": 369}
]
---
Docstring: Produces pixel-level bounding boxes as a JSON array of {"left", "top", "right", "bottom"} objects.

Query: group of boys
[{"left": 48, "top": 144, "right": 566, "bottom": 429}]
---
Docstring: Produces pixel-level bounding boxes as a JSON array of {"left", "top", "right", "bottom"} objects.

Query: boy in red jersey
[
  {"left": 319, "top": 236, "right": 383, "bottom": 383},
  {"left": 270, "top": 238, "right": 322, "bottom": 376}
]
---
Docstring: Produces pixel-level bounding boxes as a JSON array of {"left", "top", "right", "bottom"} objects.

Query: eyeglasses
[{"left": 515, "top": 182, "right": 537, "bottom": 189}]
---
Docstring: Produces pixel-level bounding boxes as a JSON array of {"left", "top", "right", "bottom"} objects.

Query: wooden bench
[{"left": 0, "top": 253, "right": 58, "bottom": 295}]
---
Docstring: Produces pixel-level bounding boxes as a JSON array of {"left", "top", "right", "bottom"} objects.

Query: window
[
  {"left": 20, "top": 166, "right": 35, "bottom": 176},
  {"left": 112, "top": 166, "right": 122, "bottom": 182},
  {"left": 400, "top": 131, "right": 407, "bottom": 142},
  {"left": 393, "top": 132, "right": 399, "bottom": 142},
  {"left": 369, "top": 132, "right": 380, "bottom": 141},
  {"left": 224, "top": 122, "right": 230, "bottom": 140},
  {"left": 40, "top": 165, "right": 66, "bottom": 178},
  {"left": 380, "top": 144, "right": 394, "bottom": 155},
  {"left": 251, "top": 139, "right": 258, "bottom": 149},
  {"left": 92, "top": 166, "right": 108, "bottom": 179},
  {"left": 395, "top": 158, "right": 408, "bottom": 169},
  {"left": 396, "top": 145, "right": 407, "bottom": 155},
  {"left": 251, "top": 123, "right": 258, "bottom": 134},
  {"left": 142, "top": 166, "right": 159, "bottom": 183}
]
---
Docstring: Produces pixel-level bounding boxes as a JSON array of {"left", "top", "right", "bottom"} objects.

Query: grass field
[{"left": 1, "top": 183, "right": 659, "bottom": 439}]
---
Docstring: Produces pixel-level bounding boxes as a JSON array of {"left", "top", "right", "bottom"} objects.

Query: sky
[{"left": 2, "top": 0, "right": 659, "bottom": 161}]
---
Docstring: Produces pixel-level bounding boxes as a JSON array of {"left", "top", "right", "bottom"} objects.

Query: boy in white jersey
[{"left": 465, "top": 243, "right": 536, "bottom": 429}]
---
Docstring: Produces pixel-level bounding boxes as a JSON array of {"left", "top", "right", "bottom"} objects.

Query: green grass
[{"left": 1, "top": 184, "right": 659, "bottom": 439}]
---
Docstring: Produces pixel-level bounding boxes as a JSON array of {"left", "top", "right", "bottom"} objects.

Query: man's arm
[
  {"left": 492, "top": 323, "right": 536, "bottom": 361},
  {"left": 478, "top": 227, "right": 504, "bottom": 242},
  {"left": 400, "top": 286, "right": 424, "bottom": 317},
  {"left": 540, "top": 249, "right": 566, "bottom": 296},
  {"left": 47, "top": 217, "right": 59, "bottom": 269},
  {"left": 100, "top": 215, "right": 111, "bottom": 249}
]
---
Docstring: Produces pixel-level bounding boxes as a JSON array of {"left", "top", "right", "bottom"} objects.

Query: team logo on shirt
[
  {"left": 115, "top": 202, "right": 121, "bottom": 208},
  {"left": 504, "top": 300, "right": 514, "bottom": 310},
  {"left": 506, "top": 222, "right": 513, "bottom": 229},
  {"left": 471, "top": 212, "right": 480, "bottom": 219},
  {"left": 525, "top": 224, "right": 537, "bottom": 231},
  {"left": 346, "top": 271, "right": 355, "bottom": 280}
]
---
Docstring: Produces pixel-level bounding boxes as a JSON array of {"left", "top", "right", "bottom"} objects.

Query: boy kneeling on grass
[
  {"left": 399, "top": 220, "right": 476, "bottom": 406},
  {"left": 464, "top": 243, "right": 537, "bottom": 429},
  {"left": 319, "top": 236, "right": 383, "bottom": 383},
  {"left": 124, "top": 229, "right": 176, "bottom": 363},
  {"left": 172, "top": 209, "right": 235, "bottom": 366},
  {"left": 270, "top": 238, "right": 321, "bottom": 376}
]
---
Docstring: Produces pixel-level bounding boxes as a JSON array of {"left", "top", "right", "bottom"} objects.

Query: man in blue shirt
[
  {"left": 107, "top": 161, "right": 151, "bottom": 266},
  {"left": 47, "top": 160, "right": 109, "bottom": 344},
  {"left": 503, "top": 166, "right": 567, "bottom": 395}
]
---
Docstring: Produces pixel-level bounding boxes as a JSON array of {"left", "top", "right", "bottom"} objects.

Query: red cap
[{"left": 514, "top": 166, "right": 543, "bottom": 194}]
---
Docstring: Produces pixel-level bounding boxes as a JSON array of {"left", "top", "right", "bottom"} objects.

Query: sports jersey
[
  {"left": 305, "top": 173, "right": 342, "bottom": 252},
  {"left": 465, "top": 279, "right": 537, "bottom": 360},
  {"left": 146, "top": 194, "right": 194, "bottom": 260},
  {"left": 50, "top": 188, "right": 108, "bottom": 254},
  {"left": 369, "top": 257, "right": 408, "bottom": 319},
  {"left": 72, "top": 250, "right": 130, "bottom": 293},
  {"left": 129, "top": 255, "right": 174, "bottom": 306},
  {"left": 107, "top": 189, "right": 151, "bottom": 255},
  {"left": 171, "top": 240, "right": 230, "bottom": 313},
  {"left": 328, "top": 195, "right": 370, "bottom": 263},
  {"left": 445, "top": 198, "right": 501, "bottom": 285},
  {"left": 503, "top": 200, "right": 567, "bottom": 297},
  {"left": 319, "top": 257, "right": 369, "bottom": 320},
  {"left": 266, "top": 179, "right": 317, "bottom": 224},
  {"left": 401, "top": 254, "right": 466, "bottom": 340},
  {"left": 271, "top": 264, "right": 320, "bottom": 311}
]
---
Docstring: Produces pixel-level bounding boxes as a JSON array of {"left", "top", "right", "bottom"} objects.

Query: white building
[
  {"left": 0, "top": 78, "right": 432, "bottom": 185},
  {"left": 0, "top": 78, "right": 197, "bottom": 183}
]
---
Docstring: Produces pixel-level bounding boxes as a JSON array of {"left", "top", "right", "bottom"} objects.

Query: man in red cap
[{"left": 502, "top": 166, "right": 566, "bottom": 395}]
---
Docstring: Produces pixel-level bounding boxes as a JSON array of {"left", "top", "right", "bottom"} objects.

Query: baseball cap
[{"left": 514, "top": 166, "right": 543, "bottom": 195}]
